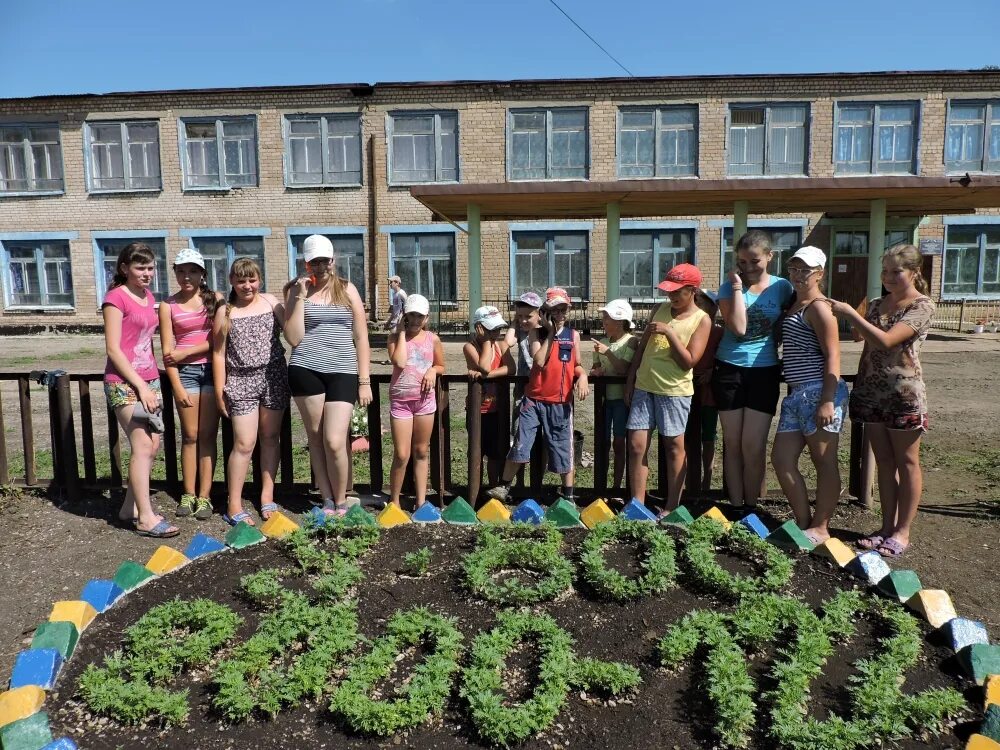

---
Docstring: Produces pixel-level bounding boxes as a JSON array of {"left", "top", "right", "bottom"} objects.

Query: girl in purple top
[
  {"left": 158, "top": 247, "right": 223, "bottom": 521},
  {"left": 103, "top": 242, "right": 178, "bottom": 538}
]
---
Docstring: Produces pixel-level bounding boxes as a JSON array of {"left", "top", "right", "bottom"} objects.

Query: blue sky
[{"left": 2, "top": 0, "right": 998, "bottom": 98}]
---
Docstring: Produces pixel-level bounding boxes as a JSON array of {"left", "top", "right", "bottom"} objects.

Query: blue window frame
[
  {"left": 727, "top": 103, "right": 808, "bottom": 176},
  {"left": 945, "top": 101, "right": 1000, "bottom": 174},
  {"left": 93, "top": 234, "right": 170, "bottom": 303},
  {"left": 0, "top": 234, "right": 77, "bottom": 309},
  {"left": 187, "top": 235, "right": 268, "bottom": 292},
  {"left": 387, "top": 111, "right": 458, "bottom": 184},
  {"left": 0, "top": 123, "right": 64, "bottom": 195},
  {"left": 618, "top": 106, "right": 698, "bottom": 178},
  {"left": 389, "top": 233, "right": 456, "bottom": 302},
  {"left": 508, "top": 107, "right": 588, "bottom": 180},
  {"left": 284, "top": 114, "right": 362, "bottom": 186},
  {"left": 288, "top": 231, "right": 366, "bottom": 298},
  {"left": 943, "top": 225, "right": 1000, "bottom": 298},
  {"left": 721, "top": 226, "right": 803, "bottom": 283},
  {"left": 85, "top": 121, "right": 161, "bottom": 192},
  {"left": 619, "top": 229, "right": 694, "bottom": 299},
  {"left": 179, "top": 116, "right": 258, "bottom": 189},
  {"left": 834, "top": 102, "right": 918, "bottom": 175},
  {"left": 511, "top": 230, "right": 589, "bottom": 299}
]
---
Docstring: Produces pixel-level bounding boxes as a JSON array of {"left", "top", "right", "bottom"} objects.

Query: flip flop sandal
[
  {"left": 135, "top": 518, "right": 179, "bottom": 538},
  {"left": 321, "top": 506, "right": 349, "bottom": 518},
  {"left": 856, "top": 534, "right": 885, "bottom": 550},
  {"left": 260, "top": 502, "right": 280, "bottom": 520},
  {"left": 223, "top": 511, "right": 254, "bottom": 527},
  {"left": 877, "top": 538, "right": 908, "bottom": 558},
  {"left": 194, "top": 497, "right": 213, "bottom": 520}
]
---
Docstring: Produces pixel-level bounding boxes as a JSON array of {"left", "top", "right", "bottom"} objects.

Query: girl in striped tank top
[
  {"left": 771, "top": 246, "right": 849, "bottom": 545},
  {"left": 283, "top": 235, "right": 373, "bottom": 516},
  {"left": 158, "top": 247, "right": 223, "bottom": 520}
]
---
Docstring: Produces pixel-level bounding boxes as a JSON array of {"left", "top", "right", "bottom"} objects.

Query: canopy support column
[
  {"left": 733, "top": 200, "right": 749, "bottom": 240},
  {"left": 468, "top": 202, "right": 481, "bottom": 326},
  {"left": 867, "top": 198, "right": 887, "bottom": 303},
  {"left": 606, "top": 201, "right": 621, "bottom": 300}
]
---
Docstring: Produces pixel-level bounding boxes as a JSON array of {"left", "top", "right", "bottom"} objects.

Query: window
[
  {"left": 512, "top": 232, "right": 589, "bottom": 299},
  {"left": 290, "top": 233, "right": 365, "bottom": 298},
  {"left": 727, "top": 104, "right": 808, "bottom": 176},
  {"left": 618, "top": 106, "right": 697, "bottom": 178},
  {"left": 943, "top": 226, "right": 1000, "bottom": 298},
  {"left": 390, "top": 233, "right": 456, "bottom": 301},
  {"left": 387, "top": 112, "right": 457, "bottom": 184},
  {"left": 180, "top": 117, "right": 258, "bottom": 189},
  {"left": 619, "top": 230, "right": 694, "bottom": 298},
  {"left": 508, "top": 108, "right": 588, "bottom": 180},
  {"left": 945, "top": 101, "right": 1000, "bottom": 173},
  {"left": 96, "top": 238, "right": 169, "bottom": 302},
  {"left": 835, "top": 102, "right": 918, "bottom": 175},
  {"left": 190, "top": 237, "right": 267, "bottom": 292},
  {"left": 284, "top": 114, "right": 362, "bottom": 186},
  {"left": 1, "top": 240, "right": 73, "bottom": 308},
  {"left": 0, "top": 124, "right": 64, "bottom": 194},
  {"left": 832, "top": 230, "right": 911, "bottom": 256},
  {"left": 721, "top": 227, "right": 803, "bottom": 282},
  {"left": 86, "top": 121, "right": 161, "bottom": 191}
]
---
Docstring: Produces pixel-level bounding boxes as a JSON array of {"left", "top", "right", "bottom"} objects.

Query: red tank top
[{"left": 526, "top": 327, "right": 576, "bottom": 404}]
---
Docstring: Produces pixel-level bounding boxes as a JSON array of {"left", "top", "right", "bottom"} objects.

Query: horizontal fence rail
[{"left": 930, "top": 299, "right": 1000, "bottom": 332}]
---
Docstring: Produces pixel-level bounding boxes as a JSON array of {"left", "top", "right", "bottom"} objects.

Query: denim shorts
[
  {"left": 508, "top": 396, "right": 573, "bottom": 475},
  {"left": 177, "top": 363, "right": 214, "bottom": 393},
  {"left": 605, "top": 398, "right": 629, "bottom": 440},
  {"left": 626, "top": 388, "right": 692, "bottom": 438},
  {"left": 777, "top": 379, "right": 849, "bottom": 436}
]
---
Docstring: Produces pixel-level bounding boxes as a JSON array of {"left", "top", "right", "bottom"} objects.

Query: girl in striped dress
[{"left": 770, "top": 246, "right": 848, "bottom": 544}]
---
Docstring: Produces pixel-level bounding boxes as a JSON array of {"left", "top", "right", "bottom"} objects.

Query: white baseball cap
[
  {"left": 302, "top": 234, "right": 334, "bottom": 263},
  {"left": 173, "top": 247, "right": 205, "bottom": 269},
  {"left": 404, "top": 294, "right": 430, "bottom": 316},
  {"left": 598, "top": 298, "right": 633, "bottom": 323},
  {"left": 790, "top": 245, "right": 827, "bottom": 269},
  {"left": 473, "top": 305, "right": 508, "bottom": 331}
]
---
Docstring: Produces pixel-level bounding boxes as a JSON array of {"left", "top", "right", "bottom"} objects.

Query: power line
[{"left": 546, "top": 0, "right": 636, "bottom": 78}]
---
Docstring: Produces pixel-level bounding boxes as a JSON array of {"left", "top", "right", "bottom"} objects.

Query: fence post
[
  {"left": 367, "top": 378, "right": 384, "bottom": 494},
  {"left": 53, "top": 373, "right": 80, "bottom": 502},
  {"left": 0, "top": 384, "right": 6, "bottom": 485},
  {"left": 160, "top": 376, "right": 179, "bottom": 488},
  {"left": 958, "top": 298, "right": 967, "bottom": 332},
  {"left": 467, "top": 379, "right": 483, "bottom": 507},
  {"left": 593, "top": 380, "right": 608, "bottom": 494},
  {"left": 77, "top": 380, "right": 97, "bottom": 485}
]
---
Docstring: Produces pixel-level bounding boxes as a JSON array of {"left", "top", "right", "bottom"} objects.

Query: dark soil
[{"left": 43, "top": 522, "right": 977, "bottom": 749}]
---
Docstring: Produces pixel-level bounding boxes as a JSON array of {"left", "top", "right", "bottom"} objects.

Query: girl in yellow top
[{"left": 625, "top": 264, "right": 711, "bottom": 514}]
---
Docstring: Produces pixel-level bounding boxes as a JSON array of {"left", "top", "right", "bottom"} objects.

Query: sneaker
[
  {"left": 176, "top": 494, "right": 196, "bottom": 517},
  {"left": 194, "top": 497, "right": 213, "bottom": 520},
  {"left": 485, "top": 484, "right": 511, "bottom": 502}
]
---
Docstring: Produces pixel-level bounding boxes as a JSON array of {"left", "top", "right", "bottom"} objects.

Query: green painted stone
[
  {"left": 982, "top": 704, "right": 1000, "bottom": 743},
  {"left": 659, "top": 505, "right": 694, "bottom": 526},
  {"left": 766, "top": 520, "right": 816, "bottom": 552},
  {"left": 226, "top": 521, "right": 266, "bottom": 549},
  {"left": 958, "top": 643, "right": 1000, "bottom": 685},
  {"left": 343, "top": 504, "right": 377, "bottom": 527},
  {"left": 0, "top": 711, "right": 52, "bottom": 750},
  {"left": 875, "top": 569, "right": 923, "bottom": 602},
  {"left": 112, "top": 560, "right": 155, "bottom": 592},
  {"left": 544, "top": 498, "right": 582, "bottom": 528},
  {"left": 442, "top": 497, "right": 479, "bottom": 525},
  {"left": 30, "top": 621, "right": 79, "bottom": 661}
]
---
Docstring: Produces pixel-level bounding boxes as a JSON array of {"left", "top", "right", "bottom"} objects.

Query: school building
[{"left": 2, "top": 68, "right": 1000, "bottom": 331}]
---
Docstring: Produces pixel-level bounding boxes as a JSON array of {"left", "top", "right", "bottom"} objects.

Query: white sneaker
[{"left": 485, "top": 484, "right": 511, "bottom": 501}]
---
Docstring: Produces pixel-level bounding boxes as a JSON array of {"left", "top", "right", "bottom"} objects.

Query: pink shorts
[{"left": 389, "top": 393, "right": 437, "bottom": 420}]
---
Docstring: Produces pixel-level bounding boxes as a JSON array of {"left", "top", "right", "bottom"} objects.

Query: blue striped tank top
[{"left": 288, "top": 299, "right": 358, "bottom": 374}]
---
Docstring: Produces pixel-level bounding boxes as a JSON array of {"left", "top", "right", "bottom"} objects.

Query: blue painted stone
[
  {"left": 621, "top": 499, "right": 657, "bottom": 522},
  {"left": 41, "top": 740, "right": 78, "bottom": 750},
  {"left": 9, "top": 649, "right": 63, "bottom": 690},
  {"left": 303, "top": 506, "right": 328, "bottom": 529},
  {"left": 945, "top": 617, "right": 990, "bottom": 653},
  {"left": 79, "top": 579, "right": 124, "bottom": 613},
  {"left": 184, "top": 533, "right": 227, "bottom": 559},
  {"left": 411, "top": 503, "right": 442, "bottom": 524},
  {"left": 845, "top": 550, "right": 891, "bottom": 585},
  {"left": 511, "top": 499, "right": 545, "bottom": 525},
  {"left": 738, "top": 513, "right": 770, "bottom": 539}
]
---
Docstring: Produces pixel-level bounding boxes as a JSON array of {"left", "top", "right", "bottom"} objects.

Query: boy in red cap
[
  {"left": 487, "top": 287, "right": 589, "bottom": 503},
  {"left": 625, "top": 264, "right": 711, "bottom": 514}
]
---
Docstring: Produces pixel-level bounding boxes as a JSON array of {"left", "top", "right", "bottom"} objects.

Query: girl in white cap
[
  {"left": 283, "top": 235, "right": 373, "bottom": 516},
  {"left": 591, "top": 299, "right": 637, "bottom": 496},
  {"left": 387, "top": 294, "right": 445, "bottom": 510},
  {"left": 464, "top": 305, "right": 511, "bottom": 486},
  {"left": 158, "top": 247, "right": 223, "bottom": 520}
]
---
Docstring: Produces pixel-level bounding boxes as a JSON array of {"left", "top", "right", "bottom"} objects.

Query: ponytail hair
[
  {"left": 884, "top": 244, "right": 928, "bottom": 295},
  {"left": 198, "top": 277, "right": 220, "bottom": 318},
  {"left": 110, "top": 242, "right": 156, "bottom": 289},
  {"left": 220, "top": 257, "right": 263, "bottom": 338}
]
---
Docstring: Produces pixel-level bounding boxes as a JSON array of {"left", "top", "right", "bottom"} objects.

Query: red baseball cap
[{"left": 657, "top": 263, "right": 702, "bottom": 292}]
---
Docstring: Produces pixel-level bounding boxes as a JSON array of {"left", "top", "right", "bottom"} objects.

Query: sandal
[
  {"left": 177, "top": 494, "right": 196, "bottom": 517},
  {"left": 856, "top": 533, "right": 885, "bottom": 551},
  {"left": 194, "top": 497, "right": 213, "bottom": 520},
  {"left": 322, "top": 505, "right": 349, "bottom": 518},
  {"left": 260, "top": 502, "right": 280, "bottom": 521},
  {"left": 877, "top": 538, "right": 909, "bottom": 558},
  {"left": 135, "top": 518, "right": 179, "bottom": 538},
  {"left": 223, "top": 511, "right": 255, "bottom": 527}
]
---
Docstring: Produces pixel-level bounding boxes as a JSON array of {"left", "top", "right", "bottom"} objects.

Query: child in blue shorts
[{"left": 591, "top": 299, "right": 637, "bottom": 497}]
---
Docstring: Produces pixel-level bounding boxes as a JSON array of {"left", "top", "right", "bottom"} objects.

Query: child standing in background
[
  {"left": 688, "top": 290, "right": 723, "bottom": 493},
  {"left": 591, "top": 299, "right": 637, "bottom": 497}
]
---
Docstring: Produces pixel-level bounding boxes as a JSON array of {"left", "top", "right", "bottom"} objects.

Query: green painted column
[
  {"left": 468, "top": 203, "right": 482, "bottom": 327},
  {"left": 867, "top": 198, "right": 887, "bottom": 303},
  {"left": 606, "top": 201, "right": 621, "bottom": 300},
  {"left": 733, "top": 200, "right": 749, "bottom": 240}
]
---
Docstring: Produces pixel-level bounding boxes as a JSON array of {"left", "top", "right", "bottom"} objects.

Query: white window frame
[
  {"left": 0, "top": 123, "right": 64, "bottom": 195},
  {"left": 617, "top": 106, "right": 698, "bottom": 178},
  {"left": 834, "top": 101, "right": 919, "bottom": 175},
  {"left": 720, "top": 225, "right": 804, "bottom": 285},
  {"left": 183, "top": 231, "right": 270, "bottom": 292},
  {"left": 178, "top": 116, "right": 259, "bottom": 190},
  {"left": 288, "top": 230, "right": 366, "bottom": 298},
  {"left": 942, "top": 225, "right": 1000, "bottom": 299},
  {"left": 92, "top": 233, "right": 170, "bottom": 304},
  {"left": 509, "top": 228, "right": 590, "bottom": 299},
  {"left": 388, "top": 232, "right": 458, "bottom": 303},
  {"left": 618, "top": 227, "right": 696, "bottom": 300},
  {"left": 84, "top": 120, "right": 162, "bottom": 193},
  {"left": 0, "top": 234, "right": 77, "bottom": 310},
  {"left": 726, "top": 103, "right": 809, "bottom": 177},
  {"left": 945, "top": 100, "right": 1000, "bottom": 174},
  {"left": 386, "top": 111, "right": 459, "bottom": 185},
  {"left": 507, "top": 107, "right": 589, "bottom": 181},
  {"left": 283, "top": 114, "right": 363, "bottom": 187}
]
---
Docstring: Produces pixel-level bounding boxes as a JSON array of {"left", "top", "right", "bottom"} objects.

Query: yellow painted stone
[
  {"left": 48, "top": 600, "right": 97, "bottom": 633},
  {"left": 260, "top": 511, "right": 300, "bottom": 539},
  {"left": 812, "top": 537, "right": 856, "bottom": 567},
  {"left": 580, "top": 499, "right": 615, "bottom": 529},
  {"left": 985, "top": 674, "right": 1000, "bottom": 711},
  {"left": 377, "top": 503, "right": 411, "bottom": 528},
  {"left": 145, "top": 546, "right": 189, "bottom": 575},
  {"left": 905, "top": 589, "right": 958, "bottom": 630},
  {"left": 967, "top": 734, "right": 1000, "bottom": 750},
  {"left": 477, "top": 499, "right": 512, "bottom": 524},
  {"left": 699, "top": 506, "right": 731, "bottom": 529},
  {"left": 0, "top": 686, "right": 45, "bottom": 729}
]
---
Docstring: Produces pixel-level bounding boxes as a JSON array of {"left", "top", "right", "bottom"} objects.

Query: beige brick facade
[{"left": 2, "top": 70, "right": 1000, "bottom": 329}]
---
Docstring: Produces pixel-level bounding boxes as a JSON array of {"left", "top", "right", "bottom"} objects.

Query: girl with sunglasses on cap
[
  {"left": 284, "top": 235, "right": 373, "bottom": 517},
  {"left": 158, "top": 247, "right": 223, "bottom": 521},
  {"left": 387, "top": 294, "right": 445, "bottom": 511}
]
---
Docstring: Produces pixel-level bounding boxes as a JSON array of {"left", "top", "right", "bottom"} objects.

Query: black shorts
[
  {"left": 288, "top": 366, "right": 358, "bottom": 403},
  {"left": 711, "top": 361, "right": 782, "bottom": 415}
]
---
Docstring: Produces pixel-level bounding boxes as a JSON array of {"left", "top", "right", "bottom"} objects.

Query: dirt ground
[{"left": 1, "top": 331, "right": 1000, "bottom": 700}]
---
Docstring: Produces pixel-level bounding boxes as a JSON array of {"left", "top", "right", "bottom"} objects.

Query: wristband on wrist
[{"left": 358, "top": 379, "right": 371, "bottom": 386}]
